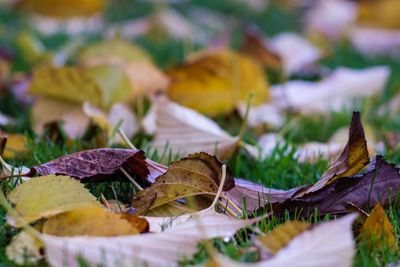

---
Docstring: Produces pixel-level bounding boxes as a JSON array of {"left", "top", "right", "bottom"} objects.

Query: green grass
[{"left": 1, "top": 0, "right": 400, "bottom": 266}]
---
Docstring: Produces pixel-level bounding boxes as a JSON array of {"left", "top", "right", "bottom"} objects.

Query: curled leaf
[{"left": 132, "top": 152, "right": 234, "bottom": 214}]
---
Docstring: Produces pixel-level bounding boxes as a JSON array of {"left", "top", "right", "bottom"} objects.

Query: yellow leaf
[
  {"left": 0, "top": 134, "right": 28, "bottom": 158},
  {"left": 78, "top": 38, "right": 152, "bottom": 64},
  {"left": 85, "top": 63, "right": 132, "bottom": 109},
  {"left": 257, "top": 221, "right": 311, "bottom": 255},
  {"left": 17, "top": 0, "right": 104, "bottom": 18},
  {"left": 28, "top": 66, "right": 103, "bottom": 108},
  {"left": 358, "top": 0, "right": 400, "bottom": 29},
  {"left": 360, "top": 204, "right": 396, "bottom": 251},
  {"left": 167, "top": 49, "right": 269, "bottom": 115},
  {"left": 8, "top": 175, "right": 100, "bottom": 226},
  {"left": 42, "top": 206, "right": 140, "bottom": 237}
]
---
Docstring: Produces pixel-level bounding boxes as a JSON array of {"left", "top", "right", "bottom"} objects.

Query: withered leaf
[
  {"left": 27, "top": 148, "right": 165, "bottom": 183},
  {"left": 132, "top": 152, "right": 234, "bottom": 214},
  {"left": 277, "top": 156, "right": 400, "bottom": 217},
  {"left": 295, "top": 111, "right": 370, "bottom": 197},
  {"left": 223, "top": 178, "right": 306, "bottom": 212}
]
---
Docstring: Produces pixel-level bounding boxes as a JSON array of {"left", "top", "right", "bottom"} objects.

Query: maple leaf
[
  {"left": 167, "top": 49, "right": 269, "bottom": 115},
  {"left": 7, "top": 175, "right": 100, "bottom": 226},
  {"left": 132, "top": 152, "right": 234, "bottom": 214}
]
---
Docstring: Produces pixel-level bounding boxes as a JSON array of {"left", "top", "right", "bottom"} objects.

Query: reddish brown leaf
[
  {"left": 27, "top": 148, "right": 165, "bottom": 183},
  {"left": 276, "top": 156, "right": 400, "bottom": 217}
]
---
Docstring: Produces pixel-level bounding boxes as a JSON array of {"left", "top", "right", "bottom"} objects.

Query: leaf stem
[
  {"left": 118, "top": 128, "right": 138, "bottom": 150},
  {"left": 217, "top": 200, "right": 237, "bottom": 217},
  {"left": 220, "top": 194, "right": 243, "bottom": 216},
  {"left": 120, "top": 167, "right": 144, "bottom": 191},
  {"left": 210, "top": 165, "right": 227, "bottom": 209}
]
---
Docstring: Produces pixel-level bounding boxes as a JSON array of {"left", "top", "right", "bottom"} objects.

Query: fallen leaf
[
  {"left": 28, "top": 65, "right": 103, "bottom": 108},
  {"left": 84, "top": 63, "right": 132, "bottom": 109},
  {"left": 143, "top": 96, "right": 241, "bottom": 160},
  {"left": 0, "top": 134, "right": 28, "bottom": 158},
  {"left": 223, "top": 178, "right": 306, "bottom": 213},
  {"left": 360, "top": 204, "right": 396, "bottom": 251},
  {"left": 0, "top": 154, "right": 30, "bottom": 183},
  {"left": 26, "top": 148, "right": 162, "bottom": 183},
  {"left": 8, "top": 175, "right": 100, "bottom": 226},
  {"left": 271, "top": 66, "right": 390, "bottom": 113},
  {"left": 132, "top": 152, "right": 234, "bottom": 214},
  {"left": 256, "top": 221, "right": 311, "bottom": 255},
  {"left": 31, "top": 97, "right": 89, "bottom": 139},
  {"left": 6, "top": 231, "right": 44, "bottom": 265},
  {"left": 42, "top": 213, "right": 262, "bottom": 267},
  {"left": 42, "top": 206, "right": 142, "bottom": 237},
  {"left": 295, "top": 111, "right": 370, "bottom": 197},
  {"left": 269, "top": 33, "right": 322, "bottom": 75},
  {"left": 350, "top": 27, "right": 400, "bottom": 59},
  {"left": 17, "top": 0, "right": 104, "bottom": 18},
  {"left": 120, "top": 212, "right": 149, "bottom": 234},
  {"left": 210, "top": 214, "right": 357, "bottom": 267},
  {"left": 167, "top": 49, "right": 269, "bottom": 115},
  {"left": 78, "top": 37, "right": 152, "bottom": 64},
  {"left": 357, "top": 0, "right": 400, "bottom": 29},
  {"left": 277, "top": 156, "right": 400, "bottom": 217},
  {"left": 240, "top": 26, "right": 282, "bottom": 70}
]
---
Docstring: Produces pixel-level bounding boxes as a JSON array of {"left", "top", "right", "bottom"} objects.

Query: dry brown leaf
[
  {"left": 295, "top": 111, "right": 369, "bottom": 197},
  {"left": 132, "top": 152, "right": 234, "bottom": 214},
  {"left": 167, "top": 49, "right": 269, "bottom": 115},
  {"left": 360, "top": 204, "right": 396, "bottom": 251},
  {"left": 210, "top": 214, "right": 357, "bottom": 267},
  {"left": 42, "top": 206, "right": 141, "bottom": 237},
  {"left": 42, "top": 213, "right": 262, "bottom": 267},
  {"left": 8, "top": 175, "right": 100, "bottom": 226}
]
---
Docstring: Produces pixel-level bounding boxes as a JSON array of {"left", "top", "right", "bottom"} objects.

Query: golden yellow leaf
[
  {"left": 0, "top": 134, "right": 28, "bottom": 158},
  {"left": 257, "top": 221, "right": 311, "bottom": 255},
  {"left": 28, "top": 66, "right": 103, "bottom": 108},
  {"left": 360, "top": 204, "right": 396, "bottom": 251},
  {"left": 167, "top": 49, "right": 269, "bottom": 115},
  {"left": 17, "top": 0, "right": 103, "bottom": 18},
  {"left": 8, "top": 175, "right": 100, "bottom": 226},
  {"left": 358, "top": 0, "right": 400, "bottom": 29},
  {"left": 42, "top": 206, "right": 140, "bottom": 237}
]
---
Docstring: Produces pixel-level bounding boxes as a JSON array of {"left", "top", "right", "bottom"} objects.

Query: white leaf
[
  {"left": 143, "top": 97, "right": 239, "bottom": 160},
  {"left": 269, "top": 33, "right": 321, "bottom": 75},
  {"left": 350, "top": 27, "right": 400, "bottom": 59},
  {"left": 271, "top": 66, "right": 390, "bottom": 113},
  {"left": 42, "top": 214, "right": 261, "bottom": 267},
  {"left": 211, "top": 213, "right": 357, "bottom": 267}
]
